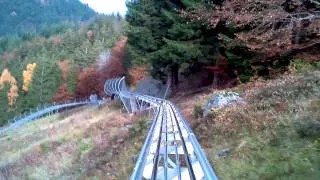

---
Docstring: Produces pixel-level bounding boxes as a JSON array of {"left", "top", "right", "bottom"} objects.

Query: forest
[
  {"left": 0, "top": 0, "right": 95, "bottom": 36},
  {"left": 126, "top": 0, "right": 320, "bottom": 87},
  {"left": 0, "top": 0, "right": 126, "bottom": 125}
]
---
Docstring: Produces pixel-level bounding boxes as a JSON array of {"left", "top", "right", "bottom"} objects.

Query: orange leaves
[
  {"left": 52, "top": 83, "right": 73, "bottom": 102},
  {"left": 0, "top": 69, "right": 18, "bottom": 108},
  {"left": 75, "top": 38, "right": 127, "bottom": 99},
  {"left": 58, "top": 60, "right": 69, "bottom": 81},
  {"left": 22, "top": 63, "right": 37, "bottom": 92},
  {"left": 128, "top": 66, "right": 149, "bottom": 86}
]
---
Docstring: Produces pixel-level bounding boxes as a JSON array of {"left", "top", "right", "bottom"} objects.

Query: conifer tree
[
  {"left": 126, "top": 0, "right": 218, "bottom": 85},
  {"left": 23, "top": 56, "right": 61, "bottom": 110}
]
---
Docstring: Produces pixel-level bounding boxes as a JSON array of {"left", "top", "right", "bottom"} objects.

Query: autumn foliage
[
  {"left": 182, "top": 0, "right": 320, "bottom": 59},
  {"left": 0, "top": 69, "right": 18, "bottom": 108},
  {"left": 128, "top": 66, "right": 149, "bottom": 86},
  {"left": 52, "top": 83, "right": 73, "bottom": 102},
  {"left": 52, "top": 61, "right": 73, "bottom": 102},
  {"left": 75, "top": 38, "right": 127, "bottom": 98},
  {"left": 22, "top": 63, "right": 37, "bottom": 92}
]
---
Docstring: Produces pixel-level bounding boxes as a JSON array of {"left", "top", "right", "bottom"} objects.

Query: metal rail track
[
  {"left": 105, "top": 77, "right": 218, "bottom": 180},
  {"left": 0, "top": 99, "right": 101, "bottom": 135}
]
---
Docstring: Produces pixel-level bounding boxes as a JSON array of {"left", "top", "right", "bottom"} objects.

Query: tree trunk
[{"left": 171, "top": 64, "right": 179, "bottom": 88}]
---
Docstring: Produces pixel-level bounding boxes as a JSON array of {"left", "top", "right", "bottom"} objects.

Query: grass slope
[
  {"left": 0, "top": 102, "right": 147, "bottom": 179},
  {"left": 179, "top": 71, "right": 320, "bottom": 179}
]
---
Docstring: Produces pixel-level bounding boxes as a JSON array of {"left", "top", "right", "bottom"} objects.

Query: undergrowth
[
  {"left": 193, "top": 71, "right": 320, "bottom": 179},
  {"left": 118, "top": 117, "right": 149, "bottom": 177}
]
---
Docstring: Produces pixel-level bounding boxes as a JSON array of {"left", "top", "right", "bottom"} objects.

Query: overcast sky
[{"left": 80, "top": 0, "right": 127, "bottom": 15}]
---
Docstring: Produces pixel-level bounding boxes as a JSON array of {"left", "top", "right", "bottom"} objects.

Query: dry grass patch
[{"left": 0, "top": 102, "right": 146, "bottom": 179}]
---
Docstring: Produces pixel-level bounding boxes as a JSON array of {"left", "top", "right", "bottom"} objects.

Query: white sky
[{"left": 80, "top": 0, "right": 127, "bottom": 15}]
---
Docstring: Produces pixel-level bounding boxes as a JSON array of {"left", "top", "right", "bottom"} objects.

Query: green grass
[
  {"left": 40, "top": 142, "right": 50, "bottom": 153},
  {"left": 209, "top": 118, "right": 320, "bottom": 179},
  {"left": 116, "top": 117, "right": 149, "bottom": 179},
  {"left": 78, "top": 139, "right": 93, "bottom": 160}
]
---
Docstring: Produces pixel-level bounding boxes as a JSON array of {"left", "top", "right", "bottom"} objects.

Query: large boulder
[{"left": 204, "top": 91, "right": 243, "bottom": 116}]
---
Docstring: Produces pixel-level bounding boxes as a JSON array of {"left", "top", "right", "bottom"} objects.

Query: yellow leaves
[
  {"left": 23, "top": 63, "right": 37, "bottom": 92},
  {"left": 0, "top": 63, "right": 37, "bottom": 109},
  {"left": 0, "top": 69, "right": 18, "bottom": 108}
]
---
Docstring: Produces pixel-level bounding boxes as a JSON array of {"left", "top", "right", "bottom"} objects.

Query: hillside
[
  {"left": 0, "top": 102, "right": 146, "bottom": 179},
  {"left": 0, "top": 70, "right": 319, "bottom": 179},
  {"left": 0, "top": 0, "right": 96, "bottom": 36},
  {"left": 0, "top": 15, "right": 127, "bottom": 125},
  {"left": 176, "top": 70, "right": 320, "bottom": 179}
]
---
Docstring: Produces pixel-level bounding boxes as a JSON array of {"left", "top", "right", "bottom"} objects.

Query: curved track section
[
  {"left": 105, "top": 77, "right": 218, "bottom": 180},
  {"left": 0, "top": 99, "right": 98, "bottom": 135}
]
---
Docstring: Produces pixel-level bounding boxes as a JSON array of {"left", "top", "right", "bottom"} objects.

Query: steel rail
[
  {"left": 105, "top": 77, "right": 218, "bottom": 180},
  {"left": 0, "top": 98, "right": 105, "bottom": 136},
  {"left": 167, "top": 102, "right": 196, "bottom": 180},
  {"left": 131, "top": 107, "right": 162, "bottom": 179},
  {"left": 151, "top": 105, "right": 165, "bottom": 180}
]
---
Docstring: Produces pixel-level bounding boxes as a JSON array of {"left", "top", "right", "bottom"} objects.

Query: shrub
[
  {"left": 193, "top": 105, "right": 203, "bottom": 119},
  {"left": 40, "top": 142, "right": 49, "bottom": 153},
  {"left": 289, "top": 59, "right": 320, "bottom": 73},
  {"left": 294, "top": 104, "right": 320, "bottom": 138},
  {"left": 79, "top": 139, "right": 93, "bottom": 160},
  {"left": 129, "top": 118, "right": 148, "bottom": 138},
  {"left": 294, "top": 119, "right": 320, "bottom": 138}
]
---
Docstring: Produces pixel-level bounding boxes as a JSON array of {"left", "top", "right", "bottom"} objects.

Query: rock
[
  {"left": 134, "top": 78, "right": 169, "bottom": 98},
  {"left": 216, "top": 148, "right": 231, "bottom": 158},
  {"left": 204, "top": 91, "right": 243, "bottom": 116}
]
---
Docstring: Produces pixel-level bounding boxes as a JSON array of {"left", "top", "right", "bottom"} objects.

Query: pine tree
[
  {"left": 126, "top": 0, "right": 218, "bottom": 85},
  {"left": 22, "top": 56, "right": 61, "bottom": 110},
  {"left": 0, "top": 84, "right": 10, "bottom": 126}
]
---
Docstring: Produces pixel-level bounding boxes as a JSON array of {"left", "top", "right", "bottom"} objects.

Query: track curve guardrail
[
  {"left": 105, "top": 77, "right": 218, "bottom": 180},
  {"left": 0, "top": 99, "right": 102, "bottom": 135}
]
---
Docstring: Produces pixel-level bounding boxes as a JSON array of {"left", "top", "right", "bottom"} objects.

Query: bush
[
  {"left": 294, "top": 106, "right": 320, "bottom": 138},
  {"left": 193, "top": 105, "right": 203, "bottom": 119},
  {"left": 40, "top": 142, "right": 49, "bottom": 153},
  {"left": 289, "top": 59, "right": 320, "bottom": 73},
  {"left": 294, "top": 120, "right": 320, "bottom": 138},
  {"left": 129, "top": 118, "right": 148, "bottom": 138}
]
